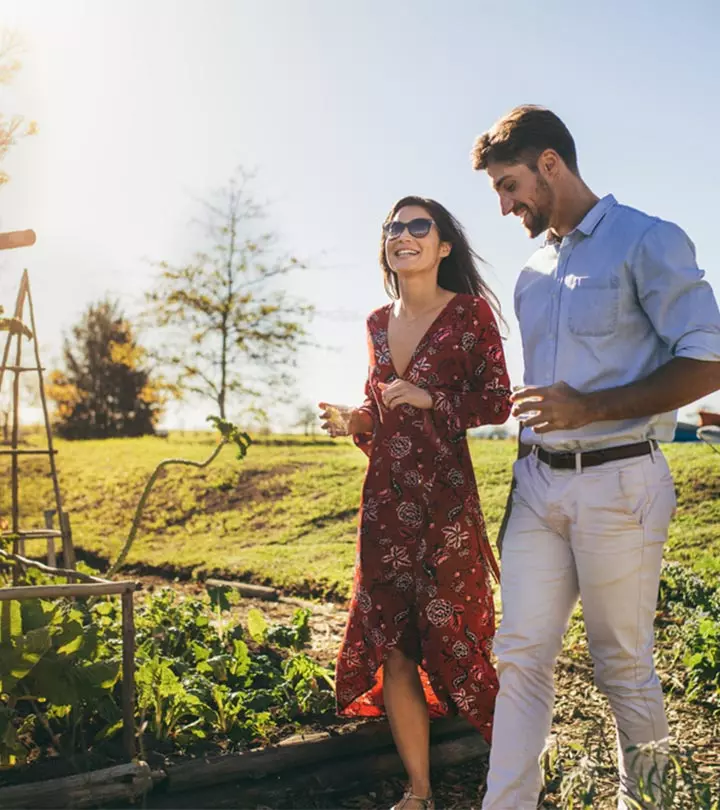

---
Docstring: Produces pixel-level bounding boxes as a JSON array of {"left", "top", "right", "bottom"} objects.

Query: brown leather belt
[{"left": 535, "top": 440, "right": 657, "bottom": 471}]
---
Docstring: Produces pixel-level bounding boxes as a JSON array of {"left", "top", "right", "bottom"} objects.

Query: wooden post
[
  {"left": 0, "top": 581, "right": 136, "bottom": 600},
  {"left": 26, "top": 271, "right": 67, "bottom": 528},
  {"left": 0, "top": 579, "right": 138, "bottom": 763},
  {"left": 0, "top": 761, "right": 153, "bottom": 809},
  {"left": 10, "top": 288, "right": 24, "bottom": 585},
  {"left": 205, "top": 577, "right": 278, "bottom": 601},
  {"left": 44, "top": 510, "right": 56, "bottom": 567},
  {"left": 121, "top": 589, "right": 136, "bottom": 760},
  {"left": 60, "top": 512, "right": 76, "bottom": 571},
  {"left": 0, "top": 601, "right": 10, "bottom": 643},
  {"left": 0, "top": 229, "right": 36, "bottom": 251}
]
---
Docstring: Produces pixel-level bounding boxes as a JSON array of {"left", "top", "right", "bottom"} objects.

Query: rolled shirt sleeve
[{"left": 633, "top": 220, "right": 720, "bottom": 361}]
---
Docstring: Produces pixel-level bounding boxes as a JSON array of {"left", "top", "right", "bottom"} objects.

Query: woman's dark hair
[{"left": 380, "top": 195, "right": 506, "bottom": 331}]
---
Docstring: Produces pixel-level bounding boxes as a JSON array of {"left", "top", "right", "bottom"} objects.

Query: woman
[{"left": 319, "top": 197, "right": 511, "bottom": 810}]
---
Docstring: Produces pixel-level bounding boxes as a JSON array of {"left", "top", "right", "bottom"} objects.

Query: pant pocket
[{"left": 618, "top": 458, "right": 676, "bottom": 535}]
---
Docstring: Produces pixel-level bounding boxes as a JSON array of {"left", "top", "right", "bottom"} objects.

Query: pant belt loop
[
  {"left": 649, "top": 439, "right": 656, "bottom": 463},
  {"left": 575, "top": 451, "right": 582, "bottom": 475}
]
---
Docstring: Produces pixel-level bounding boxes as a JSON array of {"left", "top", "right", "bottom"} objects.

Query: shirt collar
[{"left": 544, "top": 194, "right": 617, "bottom": 246}]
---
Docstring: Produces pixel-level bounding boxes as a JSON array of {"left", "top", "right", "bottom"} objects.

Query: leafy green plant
[
  {"left": 658, "top": 562, "right": 719, "bottom": 617},
  {"left": 622, "top": 741, "right": 720, "bottom": 810},
  {"left": 267, "top": 607, "right": 312, "bottom": 651},
  {"left": 540, "top": 727, "right": 611, "bottom": 809},
  {"left": 281, "top": 653, "right": 335, "bottom": 715},
  {"left": 0, "top": 564, "right": 335, "bottom": 768},
  {"left": 657, "top": 562, "right": 720, "bottom": 712},
  {"left": 539, "top": 563, "right": 720, "bottom": 809},
  {"left": 541, "top": 727, "right": 719, "bottom": 810},
  {"left": 135, "top": 656, "right": 213, "bottom": 743},
  {"left": 0, "top": 585, "right": 122, "bottom": 765}
]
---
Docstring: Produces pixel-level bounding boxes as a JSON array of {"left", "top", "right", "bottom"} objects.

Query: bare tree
[
  {"left": 0, "top": 377, "right": 37, "bottom": 443},
  {"left": 294, "top": 403, "right": 318, "bottom": 437},
  {"left": 145, "top": 170, "right": 313, "bottom": 420}
]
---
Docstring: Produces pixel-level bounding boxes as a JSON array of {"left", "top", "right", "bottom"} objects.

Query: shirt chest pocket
[
  {"left": 515, "top": 273, "right": 554, "bottom": 346},
  {"left": 567, "top": 276, "right": 620, "bottom": 337}
]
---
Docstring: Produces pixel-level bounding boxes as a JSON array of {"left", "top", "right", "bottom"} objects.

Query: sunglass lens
[
  {"left": 408, "top": 218, "right": 432, "bottom": 238},
  {"left": 384, "top": 221, "right": 404, "bottom": 240}
]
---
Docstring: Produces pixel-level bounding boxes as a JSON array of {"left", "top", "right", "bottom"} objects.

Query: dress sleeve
[
  {"left": 352, "top": 321, "right": 380, "bottom": 457},
  {"left": 428, "top": 297, "right": 511, "bottom": 436}
]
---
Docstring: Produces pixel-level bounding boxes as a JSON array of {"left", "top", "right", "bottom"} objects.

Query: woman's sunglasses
[{"left": 383, "top": 218, "right": 435, "bottom": 241}]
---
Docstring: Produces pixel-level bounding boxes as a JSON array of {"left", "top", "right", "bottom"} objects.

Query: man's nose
[{"left": 500, "top": 195, "right": 514, "bottom": 217}]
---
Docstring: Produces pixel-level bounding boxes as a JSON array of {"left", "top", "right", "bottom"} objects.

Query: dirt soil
[
  {"left": 135, "top": 577, "right": 719, "bottom": 810},
  {"left": 202, "top": 465, "right": 302, "bottom": 516}
]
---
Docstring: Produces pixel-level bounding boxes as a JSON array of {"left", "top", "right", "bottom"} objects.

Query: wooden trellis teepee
[
  {"left": 0, "top": 246, "right": 75, "bottom": 569},
  {"left": 0, "top": 229, "right": 138, "bottom": 764}
]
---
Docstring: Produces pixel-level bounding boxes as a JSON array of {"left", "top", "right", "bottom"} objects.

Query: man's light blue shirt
[{"left": 516, "top": 194, "right": 720, "bottom": 451}]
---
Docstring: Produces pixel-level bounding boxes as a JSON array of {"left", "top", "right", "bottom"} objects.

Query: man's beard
[
  {"left": 516, "top": 176, "right": 553, "bottom": 238},
  {"left": 525, "top": 209, "right": 549, "bottom": 239}
]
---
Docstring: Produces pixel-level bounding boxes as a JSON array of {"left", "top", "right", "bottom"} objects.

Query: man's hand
[
  {"left": 512, "top": 359, "right": 720, "bottom": 431},
  {"left": 511, "top": 381, "right": 593, "bottom": 433},
  {"left": 378, "top": 380, "right": 433, "bottom": 410}
]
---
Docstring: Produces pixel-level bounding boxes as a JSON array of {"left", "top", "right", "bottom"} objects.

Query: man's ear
[{"left": 538, "top": 149, "right": 560, "bottom": 178}]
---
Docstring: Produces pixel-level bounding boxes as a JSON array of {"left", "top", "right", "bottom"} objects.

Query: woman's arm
[{"left": 428, "top": 297, "right": 512, "bottom": 433}]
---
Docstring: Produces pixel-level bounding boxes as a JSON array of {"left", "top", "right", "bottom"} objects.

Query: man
[{"left": 470, "top": 105, "right": 720, "bottom": 809}]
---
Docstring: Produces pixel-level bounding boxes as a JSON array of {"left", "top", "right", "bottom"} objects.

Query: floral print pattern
[{"left": 336, "top": 294, "right": 512, "bottom": 743}]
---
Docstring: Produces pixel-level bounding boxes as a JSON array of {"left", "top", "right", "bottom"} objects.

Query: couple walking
[{"left": 319, "top": 106, "right": 720, "bottom": 810}]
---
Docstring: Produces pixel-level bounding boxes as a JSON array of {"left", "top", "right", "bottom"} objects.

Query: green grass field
[{"left": 1, "top": 433, "right": 718, "bottom": 598}]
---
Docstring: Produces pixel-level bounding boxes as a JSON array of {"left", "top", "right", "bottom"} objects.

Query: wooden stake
[
  {"left": 166, "top": 716, "right": 477, "bottom": 792},
  {"left": 0, "top": 761, "right": 152, "bottom": 809},
  {"left": 160, "top": 721, "right": 488, "bottom": 807},
  {"left": 26, "top": 271, "right": 66, "bottom": 525},
  {"left": 0, "top": 548, "right": 103, "bottom": 584},
  {"left": 205, "top": 577, "right": 278, "bottom": 601},
  {"left": 44, "top": 510, "right": 56, "bottom": 567},
  {"left": 10, "top": 277, "right": 24, "bottom": 544},
  {"left": 60, "top": 512, "right": 76, "bottom": 571},
  {"left": 0, "top": 581, "right": 136, "bottom": 601},
  {"left": 0, "top": 229, "right": 36, "bottom": 251},
  {"left": 121, "top": 589, "right": 136, "bottom": 760},
  {"left": 0, "top": 449, "right": 58, "bottom": 455}
]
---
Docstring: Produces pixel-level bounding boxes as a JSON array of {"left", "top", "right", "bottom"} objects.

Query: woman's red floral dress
[{"left": 335, "top": 293, "right": 511, "bottom": 744}]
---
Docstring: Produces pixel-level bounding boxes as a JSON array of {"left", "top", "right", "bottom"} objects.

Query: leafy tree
[
  {"left": 0, "top": 378, "right": 37, "bottom": 443},
  {"left": 47, "top": 299, "right": 169, "bottom": 439},
  {"left": 0, "top": 28, "right": 37, "bottom": 187},
  {"left": 145, "top": 169, "right": 313, "bottom": 420}
]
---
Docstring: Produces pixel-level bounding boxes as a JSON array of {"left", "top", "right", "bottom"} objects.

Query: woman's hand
[
  {"left": 378, "top": 381, "right": 433, "bottom": 410},
  {"left": 317, "top": 403, "right": 374, "bottom": 437}
]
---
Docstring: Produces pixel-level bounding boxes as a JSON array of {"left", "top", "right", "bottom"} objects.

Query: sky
[{"left": 1, "top": 0, "right": 719, "bottom": 431}]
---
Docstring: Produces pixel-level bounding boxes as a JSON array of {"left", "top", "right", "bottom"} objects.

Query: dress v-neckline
[{"left": 385, "top": 294, "right": 459, "bottom": 379}]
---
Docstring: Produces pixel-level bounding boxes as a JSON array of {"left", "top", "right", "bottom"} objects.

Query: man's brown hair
[{"left": 471, "top": 105, "right": 579, "bottom": 175}]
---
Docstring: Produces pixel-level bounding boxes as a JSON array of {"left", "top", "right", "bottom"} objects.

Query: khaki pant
[{"left": 482, "top": 449, "right": 676, "bottom": 810}]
